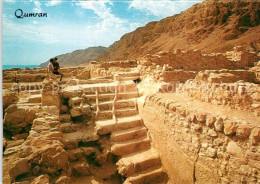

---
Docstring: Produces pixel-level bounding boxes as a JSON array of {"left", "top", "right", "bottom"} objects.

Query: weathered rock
[
  {"left": 196, "top": 113, "right": 206, "bottom": 123},
  {"left": 9, "top": 158, "right": 30, "bottom": 179},
  {"left": 194, "top": 124, "right": 202, "bottom": 132},
  {"left": 226, "top": 141, "right": 242, "bottom": 157},
  {"left": 19, "top": 146, "right": 33, "bottom": 158},
  {"left": 12, "top": 133, "right": 29, "bottom": 140},
  {"left": 206, "top": 147, "right": 217, "bottom": 158},
  {"left": 206, "top": 115, "right": 216, "bottom": 127},
  {"left": 70, "top": 108, "right": 82, "bottom": 117},
  {"left": 207, "top": 129, "right": 218, "bottom": 137},
  {"left": 3, "top": 89, "right": 18, "bottom": 111},
  {"left": 187, "top": 113, "right": 196, "bottom": 123},
  {"left": 72, "top": 162, "right": 90, "bottom": 175},
  {"left": 4, "top": 146, "right": 20, "bottom": 156},
  {"left": 236, "top": 125, "right": 252, "bottom": 139},
  {"left": 55, "top": 176, "right": 70, "bottom": 184},
  {"left": 3, "top": 105, "right": 30, "bottom": 135},
  {"left": 3, "top": 138, "right": 7, "bottom": 149},
  {"left": 224, "top": 121, "right": 237, "bottom": 135},
  {"left": 63, "top": 139, "right": 78, "bottom": 150},
  {"left": 214, "top": 118, "right": 224, "bottom": 132},
  {"left": 67, "top": 148, "right": 84, "bottom": 161},
  {"left": 32, "top": 144, "right": 68, "bottom": 173},
  {"left": 31, "top": 174, "right": 50, "bottom": 184},
  {"left": 81, "top": 147, "right": 99, "bottom": 156},
  {"left": 249, "top": 128, "right": 260, "bottom": 145},
  {"left": 6, "top": 139, "right": 25, "bottom": 149},
  {"left": 25, "top": 109, "right": 36, "bottom": 123}
]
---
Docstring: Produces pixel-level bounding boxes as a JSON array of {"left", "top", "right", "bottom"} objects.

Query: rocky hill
[
  {"left": 98, "top": 0, "right": 260, "bottom": 61},
  {"left": 39, "top": 46, "right": 107, "bottom": 68}
]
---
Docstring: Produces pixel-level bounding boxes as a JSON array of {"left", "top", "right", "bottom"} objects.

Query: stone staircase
[
  {"left": 16, "top": 90, "right": 42, "bottom": 107},
  {"left": 60, "top": 72, "right": 168, "bottom": 183},
  {"left": 94, "top": 73, "right": 168, "bottom": 184}
]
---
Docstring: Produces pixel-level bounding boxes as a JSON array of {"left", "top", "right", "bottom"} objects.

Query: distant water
[{"left": 3, "top": 65, "right": 39, "bottom": 70}]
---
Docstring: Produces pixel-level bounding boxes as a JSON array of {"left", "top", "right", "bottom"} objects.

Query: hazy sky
[{"left": 3, "top": 0, "right": 202, "bottom": 65}]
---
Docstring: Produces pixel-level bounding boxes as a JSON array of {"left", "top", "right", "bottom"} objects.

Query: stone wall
[
  {"left": 89, "top": 64, "right": 138, "bottom": 79},
  {"left": 3, "top": 89, "right": 18, "bottom": 112},
  {"left": 3, "top": 105, "right": 36, "bottom": 137},
  {"left": 138, "top": 94, "right": 260, "bottom": 184},
  {"left": 3, "top": 106, "right": 69, "bottom": 184},
  {"left": 139, "top": 64, "right": 197, "bottom": 83},
  {"left": 98, "top": 60, "right": 138, "bottom": 69},
  {"left": 177, "top": 71, "right": 260, "bottom": 116},
  {"left": 139, "top": 47, "right": 259, "bottom": 71},
  {"left": 2, "top": 66, "right": 90, "bottom": 83}
]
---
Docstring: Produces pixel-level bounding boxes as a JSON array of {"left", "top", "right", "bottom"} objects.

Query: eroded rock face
[{"left": 97, "top": 0, "right": 260, "bottom": 61}]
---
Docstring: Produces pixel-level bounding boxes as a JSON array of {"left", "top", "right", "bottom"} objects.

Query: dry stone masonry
[{"left": 2, "top": 46, "right": 260, "bottom": 184}]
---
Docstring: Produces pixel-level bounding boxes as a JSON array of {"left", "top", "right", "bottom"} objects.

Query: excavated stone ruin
[{"left": 2, "top": 47, "right": 260, "bottom": 184}]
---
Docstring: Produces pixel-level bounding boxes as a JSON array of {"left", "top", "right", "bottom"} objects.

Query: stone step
[
  {"left": 117, "top": 149, "right": 161, "bottom": 177},
  {"left": 96, "top": 108, "right": 137, "bottom": 121},
  {"left": 116, "top": 108, "right": 138, "bottom": 118},
  {"left": 28, "top": 94, "right": 41, "bottom": 103},
  {"left": 16, "top": 103, "right": 41, "bottom": 107},
  {"left": 111, "top": 126, "right": 147, "bottom": 142},
  {"left": 76, "top": 78, "right": 113, "bottom": 85},
  {"left": 124, "top": 167, "right": 167, "bottom": 184},
  {"left": 94, "top": 98, "right": 136, "bottom": 111},
  {"left": 111, "top": 136, "right": 150, "bottom": 156},
  {"left": 29, "top": 90, "right": 41, "bottom": 95},
  {"left": 62, "top": 81, "right": 137, "bottom": 98},
  {"left": 69, "top": 97, "right": 84, "bottom": 107},
  {"left": 96, "top": 115, "right": 143, "bottom": 135},
  {"left": 60, "top": 114, "right": 71, "bottom": 123},
  {"left": 63, "top": 129, "right": 99, "bottom": 150},
  {"left": 83, "top": 91, "right": 139, "bottom": 104}
]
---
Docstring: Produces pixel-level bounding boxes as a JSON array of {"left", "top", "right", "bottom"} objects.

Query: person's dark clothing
[
  {"left": 51, "top": 61, "right": 63, "bottom": 81},
  {"left": 53, "top": 62, "right": 60, "bottom": 71}
]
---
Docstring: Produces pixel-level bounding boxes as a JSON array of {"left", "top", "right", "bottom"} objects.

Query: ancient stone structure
[{"left": 2, "top": 47, "right": 260, "bottom": 184}]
